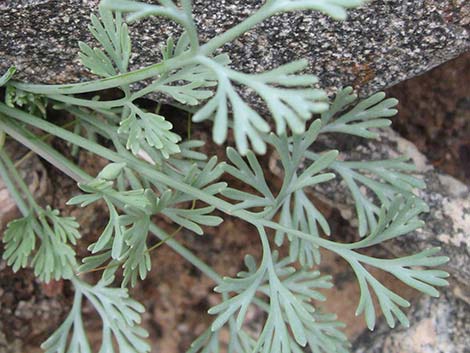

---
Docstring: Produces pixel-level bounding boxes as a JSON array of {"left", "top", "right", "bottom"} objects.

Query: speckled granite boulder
[
  {"left": 352, "top": 288, "right": 470, "bottom": 353},
  {"left": 0, "top": 0, "right": 469, "bottom": 95}
]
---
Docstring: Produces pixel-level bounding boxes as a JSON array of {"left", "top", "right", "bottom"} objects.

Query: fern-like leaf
[
  {"left": 341, "top": 247, "right": 449, "bottom": 330},
  {"left": 118, "top": 104, "right": 181, "bottom": 158},
  {"left": 42, "top": 278, "right": 150, "bottom": 353},
  {"left": 2, "top": 216, "right": 36, "bottom": 272},
  {"left": 193, "top": 59, "right": 328, "bottom": 154},
  {"left": 79, "top": 7, "right": 131, "bottom": 76},
  {"left": 321, "top": 87, "right": 398, "bottom": 139}
]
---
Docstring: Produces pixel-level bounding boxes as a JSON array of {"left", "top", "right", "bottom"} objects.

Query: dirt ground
[{"left": 0, "top": 52, "right": 468, "bottom": 352}]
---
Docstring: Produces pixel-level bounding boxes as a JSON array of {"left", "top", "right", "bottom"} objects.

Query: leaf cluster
[
  {"left": 3, "top": 207, "right": 79, "bottom": 282},
  {"left": 42, "top": 278, "right": 150, "bottom": 353}
]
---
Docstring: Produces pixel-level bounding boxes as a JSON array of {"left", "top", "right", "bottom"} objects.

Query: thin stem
[
  {"left": 0, "top": 119, "right": 89, "bottom": 183},
  {"left": 102, "top": 0, "right": 200, "bottom": 52},
  {"left": 0, "top": 130, "right": 5, "bottom": 149},
  {"left": 147, "top": 199, "right": 195, "bottom": 252},
  {"left": 10, "top": 55, "right": 192, "bottom": 96},
  {"left": 149, "top": 224, "right": 222, "bottom": 284},
  {"left": 180, "top": 0, "right": 200, "bottom": 53},
  {"left": 0, "top": 104, "right": 120, "bottom": 168},
  {"left": 50, "top": 94, "right": 129, "bottom": 109},
  {"left": 65, "top": 107, "right": 117, "bottom": 138},
  {"left": 0, "top": 153, "right": 30, "bottom": 215},
  {"left": 0, "top": 150, "right": 42, "bottom": 213},
  {"left": 129, "top": 80, "right": 164, "bottom": 101},
  {"left": 13, "top": 119, "right": 79, "bottom": 168},
  {"left": 200, "top": 3, "right": 275, "bottom": 55}
]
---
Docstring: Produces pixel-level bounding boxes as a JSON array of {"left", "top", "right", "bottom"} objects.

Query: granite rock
[
  {"left": 0, "top": 0, "right": 469, "bottom": 95},
  {"left": 352, "top": 288, "right": 470, "bottom": 353}
]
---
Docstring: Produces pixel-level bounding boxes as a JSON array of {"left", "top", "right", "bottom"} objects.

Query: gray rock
[
  {"left": 0, "top": 0, "right": 468, "bottom": 95},
  {"left": 311, "top": 128, "right": 470, "bottom": 299},
  {"left": 352, "top": 288, "right": 470, "bottom": 353}
]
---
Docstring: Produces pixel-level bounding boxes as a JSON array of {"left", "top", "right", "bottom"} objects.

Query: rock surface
[
  {"left": 386, "top": 52, "right": 470, "bottom": 183},
  {"left": 311, "top": 128, "right": 470, "bottom": 299},
  {"left": 0, "top": 0, "right": 469, "bottom": 95},
  {"left": 353, "top": 288, "right": 470, "bottom": 353}
]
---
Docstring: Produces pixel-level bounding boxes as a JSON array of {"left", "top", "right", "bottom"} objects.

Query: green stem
[
  {"left": 0, "top": 130, "right": 5, "bottom": 149},
  {"left": 200, "top": 3, "right": 275, "bottom": 55},
  {"left": 50, "top": 94, "right": 129, "bottom": 109},
  {"left": 10, "top": 55, "right": 192, "bottom": 96},
  {"left": 102, "top": 0, "right": 200, "bottom": 52},
  {"left": 149, "top": 224, "right": 222, "bottom": 284},
  {"left": 0, "top": 104, "right": 120, "bottom": 169},
  {"left": 0, "top": 151, "right": 42, "bottom": 213},
  {"left": 65, "top": 107, "right": 117, "bottom": 138},
  {"left": 0, "top": 118, "right": 89, "bottom": 183},
  {"left": 0, "top": 153, "right": 30, "bottom": 215}
]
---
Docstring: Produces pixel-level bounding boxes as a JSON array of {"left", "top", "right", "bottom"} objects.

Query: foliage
[{"left": 0, "top": 0, "right": 449, "bottom": 352}]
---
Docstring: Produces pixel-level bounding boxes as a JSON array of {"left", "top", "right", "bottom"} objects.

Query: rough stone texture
[
  {"left": 310, "top": 128, "right": 470, "bottom": 300},
  {"left": 352, "top": 288, "right": 470, "bottom": 353},
  {"left": 387, "top": 52, "right": 470, "bottom": 183},
  {"left": 0, "top": 0, "right": 469, "bottom": 95}
]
